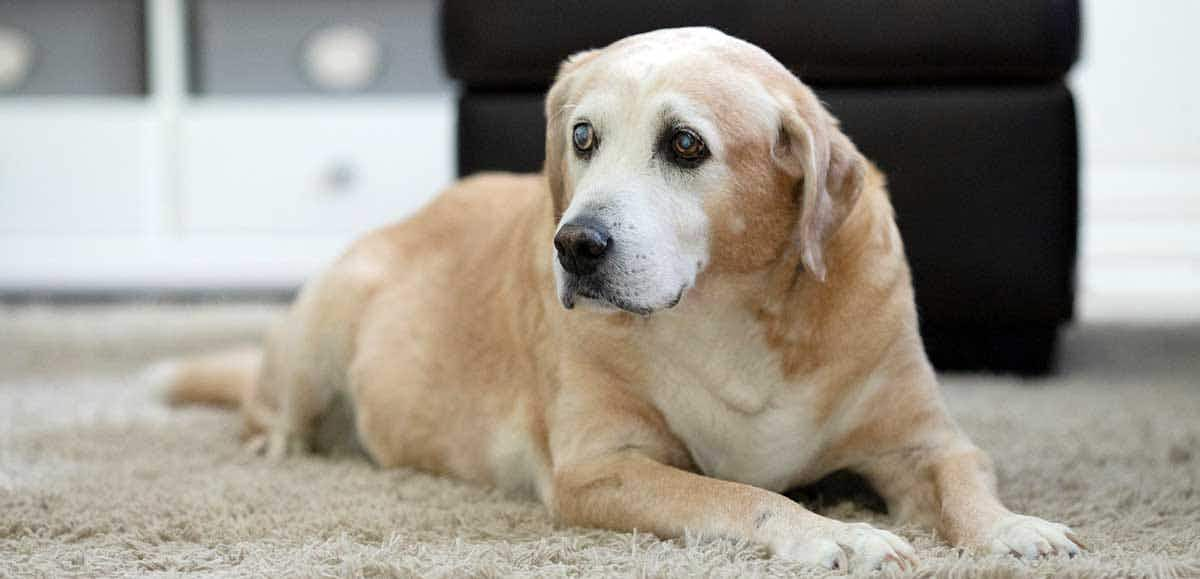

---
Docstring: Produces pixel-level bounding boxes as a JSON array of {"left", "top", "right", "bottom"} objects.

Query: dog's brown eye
[
  {"left": 572, "top": 123, "right": 596, "bottom": 154},
  {"left": 671, "top": 129, "right": 706, "bottom": 160}
]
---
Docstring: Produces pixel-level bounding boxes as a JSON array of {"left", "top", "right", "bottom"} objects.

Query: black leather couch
[{"left": 440, "top": 1, "right": 1081, "bottom": 375}]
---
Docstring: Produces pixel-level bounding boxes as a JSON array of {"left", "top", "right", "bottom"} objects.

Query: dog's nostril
[
  {"left": 554, "top": 221, "right": 611, "bottom": 275},
  {"left": 580, "top": 230, "right": 609, "bottom": 257}
]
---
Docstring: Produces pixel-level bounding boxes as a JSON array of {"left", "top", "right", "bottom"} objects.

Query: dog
[{"left": 157, "top": 27, "right": 1082, "bottom": 571}]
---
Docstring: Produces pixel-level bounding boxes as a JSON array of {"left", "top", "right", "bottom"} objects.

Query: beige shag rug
[{"left": 1, "top": 304, "right": 1198, "bottom": 577}]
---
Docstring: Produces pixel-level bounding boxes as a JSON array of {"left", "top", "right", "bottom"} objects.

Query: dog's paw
[
  {"left": 242, "top": 431, "right": 309, "bottom": 461},
  {"left": 986, "top": 514, "right": 1083, "bottom": 559},
  {"left": 775, "top": 522, "right": 918, "bottom": 572}
]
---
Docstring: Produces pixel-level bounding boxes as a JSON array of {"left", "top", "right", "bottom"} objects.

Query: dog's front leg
[
  {"left": 861, "top": 436, "right": 1084, "bottom": 559},
  {"left": 828, "top": 361, "right": 1084, "bottom": 559},
  {"left": 551, "top": 450, "right": 916, "bottom": 571}
]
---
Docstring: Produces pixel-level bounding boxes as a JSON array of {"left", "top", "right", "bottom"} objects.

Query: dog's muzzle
[{"left": 554, "top": 216, "right": 686, "bottom": 315}]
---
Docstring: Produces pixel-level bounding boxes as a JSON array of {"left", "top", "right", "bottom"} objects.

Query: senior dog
[{"left": 159, "top": 28, "right": 1082, "bottom": 571}]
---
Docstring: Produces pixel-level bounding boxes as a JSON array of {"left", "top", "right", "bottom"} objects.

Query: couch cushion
[{"left": 441, "top": 0, "right": 1080, "bottom": 87}]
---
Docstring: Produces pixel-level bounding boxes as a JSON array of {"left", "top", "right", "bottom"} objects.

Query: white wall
[{"left": 1072, "top": 0, "right": 1200, "bottom": 321}]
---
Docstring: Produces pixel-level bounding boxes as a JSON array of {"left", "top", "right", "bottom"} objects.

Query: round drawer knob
[
  {"left": 320, "top": 161, "right": 359, "bottom": 196},
  {"left": 0, "top": 26, "right": 35, "bottom": 92},
  {"left": 301, "top": 24, "right": 382, "bottom": 93}
]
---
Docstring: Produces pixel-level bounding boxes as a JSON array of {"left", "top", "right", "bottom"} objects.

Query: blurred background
[{"left": 0, "top": 0, "right": 1196, "bottom": 374}]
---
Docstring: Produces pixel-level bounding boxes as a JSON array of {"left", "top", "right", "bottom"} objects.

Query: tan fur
[
  {"left": 162, "top": 28, "right": 1080, "bottom": 571},
  {"left": 163, "top": 346, "right": 261, "bottom": 409}
]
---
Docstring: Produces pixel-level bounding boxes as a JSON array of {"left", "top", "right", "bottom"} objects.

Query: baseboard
[{"left": 1079, "top": 162, "right": 1200, "bottom": 322}]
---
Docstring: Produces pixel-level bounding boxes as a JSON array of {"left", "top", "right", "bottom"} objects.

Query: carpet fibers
[{"left": 1, "top": 304, "right": 1198, "bottom": 577}]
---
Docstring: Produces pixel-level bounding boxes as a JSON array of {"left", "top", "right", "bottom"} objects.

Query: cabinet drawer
[
  {"left": 179, "top": 100, "right": 453, "bottom": 234},
  {"left": 0, "top": 106, "right": 150, "bottom": 234}
]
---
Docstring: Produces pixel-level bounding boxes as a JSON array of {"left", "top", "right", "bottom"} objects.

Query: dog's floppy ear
[
  {"left": 774, "top": 86, "right": 867, "bottom": 282},
  {"left": 544, "top": 50, "right": 599, "bottom": 220}
]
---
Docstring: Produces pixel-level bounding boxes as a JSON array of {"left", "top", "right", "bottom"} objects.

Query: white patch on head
[
  {"left": 551, "top": 27, "right": 786, "bottom": 314},
  {"left": 612, "top": 27, "right": 730, "bottom": 80},
  {"left": 554, "top": 88, "right": 722, "bottom": 314}
]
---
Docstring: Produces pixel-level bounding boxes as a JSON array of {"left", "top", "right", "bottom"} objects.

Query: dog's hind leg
[
  {"left": 245, "top": 274, "right": 360, "bottom": 460},
  {"left": 148, "top": 328, "right": 326, "bottom": 460},
  {"left": 244, "top": 344, "right": 336, "bottom": 459}
]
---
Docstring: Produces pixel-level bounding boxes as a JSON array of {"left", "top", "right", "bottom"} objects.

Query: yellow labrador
[{"left": 158, "top": 27, "right": 1082, "bottom": 572}]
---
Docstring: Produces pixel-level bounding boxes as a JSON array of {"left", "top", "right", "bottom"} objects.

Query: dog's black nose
[{"left": 554, "top": 220, "right": 611, "bottom": 275}]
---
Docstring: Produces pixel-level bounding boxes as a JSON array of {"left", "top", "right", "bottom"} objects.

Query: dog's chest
[{"left": 638, "top": 308, "right": 827, "bottom": 492}]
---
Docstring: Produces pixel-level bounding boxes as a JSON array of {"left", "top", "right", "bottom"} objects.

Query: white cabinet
[
  {"left": 0, "top": 104, "right": 152, "bottom": 234},
  {"left": 0, "top": 0, "right": 456, "bottom": 291},
  {"left": 179, "top": 100, "right": 451, "bottom": 235},
  {"left": 0, "top": 98, "right": 454, "bottom": 290}
]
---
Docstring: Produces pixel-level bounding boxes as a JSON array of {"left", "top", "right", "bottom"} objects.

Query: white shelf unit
[{"left": 0, "top": 0, "right": 455, "bottom": 291}]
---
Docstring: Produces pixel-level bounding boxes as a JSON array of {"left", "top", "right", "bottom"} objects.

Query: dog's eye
[
  {"left": 572, "top": 122, "right": 596, "bottom": 155},
  {"left": 670, "top": 129, "right": 707, "bottom": 164}
]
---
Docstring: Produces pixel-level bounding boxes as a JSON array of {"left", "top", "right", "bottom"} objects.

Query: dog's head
[{"left": 545, "top": 27, "right": 866, "bottom": 315}]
